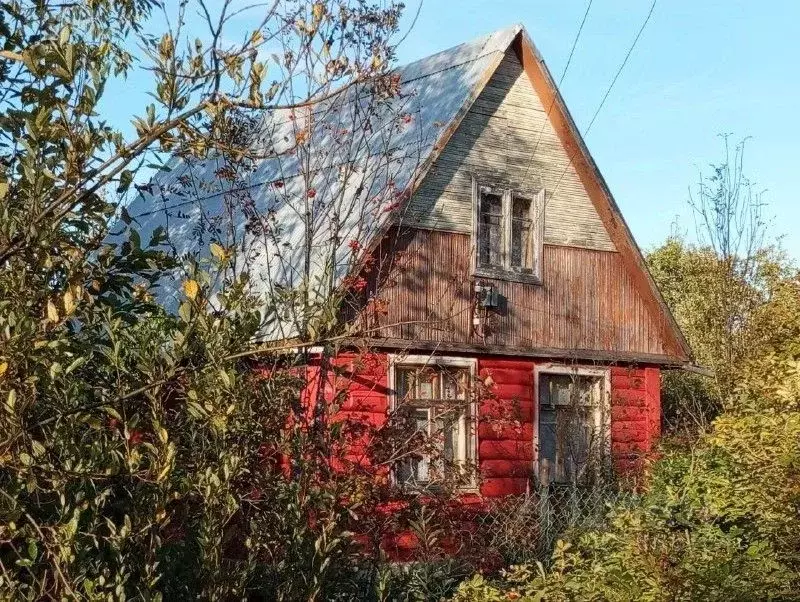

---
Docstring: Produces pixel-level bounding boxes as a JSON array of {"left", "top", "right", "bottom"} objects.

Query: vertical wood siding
[
  {"left": 362, "top": 228, "right": 667, "bottom": 357},
  {"left": 404, "top": 47, "right": 616, "bottom": 252}
]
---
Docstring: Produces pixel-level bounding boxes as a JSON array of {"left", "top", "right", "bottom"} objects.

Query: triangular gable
[
  {"left": 511, "top": 29, "right": 692, "bottom": 361},
  {"left": 384, "top": 27, "right": 692, "bottom": 363}
]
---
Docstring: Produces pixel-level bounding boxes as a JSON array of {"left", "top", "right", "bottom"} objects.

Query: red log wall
[{"left": 321, "top": 352, "right": 661, "bottom": 496}]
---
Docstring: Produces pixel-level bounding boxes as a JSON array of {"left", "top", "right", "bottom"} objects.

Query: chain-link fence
[
  {"left": 319, "top": 482, "right": 631, "bottom": 600},
  {"left": 476, "top": 482, "right": 630, "bottom": 566}
]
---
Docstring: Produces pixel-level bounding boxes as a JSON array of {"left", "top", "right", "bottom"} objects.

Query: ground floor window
[
  {"left": 536, "top": 367, "right": 609, "bottom": 485},
  {"left": 389, "top": 356, "right": 476, "bottom": 490}
]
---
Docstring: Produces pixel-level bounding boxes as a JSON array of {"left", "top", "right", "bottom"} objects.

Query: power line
[
  {"left": 559, "top": 0, "right": 594, "bottom": 88},
  {"left": 548, "top": 0, "right": 658, "bottom": 202},
  {"left": 583, "top": 0, "right": 657, "bottom": 138},
  {"left": 521, "top": 0, "right": 594, "bottom": 185}
]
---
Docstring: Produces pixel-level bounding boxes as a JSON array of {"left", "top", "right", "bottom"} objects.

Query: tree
[
  {"left": 0, "top": 1, "right": 446, "bottom": 598},
  {"left": 647, "top": 136, "right": 800, "bottom": 432}
]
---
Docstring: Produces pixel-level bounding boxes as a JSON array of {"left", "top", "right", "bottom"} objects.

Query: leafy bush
[
  {"left": 0, "top": 1, "right": 441, "bottom": 598},
  {"left": 452, "top": 364, "right": 800, "bottom": 601}
]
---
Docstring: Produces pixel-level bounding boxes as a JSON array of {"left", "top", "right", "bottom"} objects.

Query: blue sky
[
  {"left": 103, "top": 1, "right": 800, "bottom": 258},
  {"left": 392, "top": 0, "right": 800, "bottom": 257}
]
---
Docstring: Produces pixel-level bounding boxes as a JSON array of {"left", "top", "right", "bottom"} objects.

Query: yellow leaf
[
  {"left": 182, "top": 279, "right": 199, "bottom": 300},
  {"left": 312, "top": 2, "right": 326, "bottom": 23},
  {"left": 0, "top": 362, "right": 7, "bottom": 377},
  {"left": 295, "top": 128, "right": 309, "bottom": 145},
  {"left": 157, "top": 464, "right": 172, "bottom": 483},
  {"left": 158, "top": 33, "right": 174, "bottom": 61},
  {"left": 46, "top": 300, "right": 58, "bottom": 322},
  {"left": 210, "top": 242, "right": 225, "bottom": 260},
  {"left": 63, "top": 290, "right": 75, "bottom": 315}
]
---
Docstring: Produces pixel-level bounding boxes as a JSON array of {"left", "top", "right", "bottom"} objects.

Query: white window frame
[
  {"left": 532, "top": 364, "right": 611, "bottom": 484},
  {"left": 471, "top": 176, "right": 545, "bottom": 284},
  {"left": 387, "top": 354, "right": 478, "bottom": 491}
]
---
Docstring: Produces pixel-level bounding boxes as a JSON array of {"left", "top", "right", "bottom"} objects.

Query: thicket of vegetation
[
  {"left": 0, "top": 1, "right": 446, "bottom": 599},
  {"left": 1, "top": 1, "right": 798, "bottom": 600},
  {"left": 453, "top": 142, "right": 800, "bottom": 601}
]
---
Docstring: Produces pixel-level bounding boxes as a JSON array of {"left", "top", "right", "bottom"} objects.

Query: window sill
[
  {"left": 473, "top": 268, "right": 542, "bottom": 286},
  {"left": 393, "top": 483, "right": 480, "bottom": 497}
]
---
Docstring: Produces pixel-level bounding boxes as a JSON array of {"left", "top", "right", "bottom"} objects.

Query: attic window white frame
[
  {"left": 471, "top": 176, "right": 545, "bottom": 285},
  {"left": 387, "top": 354, "right": 478, "bottom": 492}
]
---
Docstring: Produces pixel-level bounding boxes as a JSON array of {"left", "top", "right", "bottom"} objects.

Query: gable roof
[
  {"left": 124, "top": 26, "right": 519, "bottom": 333},
  {"left": 123, "top": 25, "right": 692, "bottom": 361}
]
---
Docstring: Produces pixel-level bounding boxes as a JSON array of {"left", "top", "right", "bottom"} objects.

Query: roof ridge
[
  {"left": 398, "top": 24, "right": 520, "bottom": 68},
  {"left": 397, "top": 49, "right": 502, "bottom": 87},
  {"left": 395, "top": 24, "right": 521, "bottom": 83}
]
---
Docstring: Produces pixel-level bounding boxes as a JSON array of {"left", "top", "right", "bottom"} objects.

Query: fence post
[{"left": 537, "top": 459, "right": 553, "bottom": 557}]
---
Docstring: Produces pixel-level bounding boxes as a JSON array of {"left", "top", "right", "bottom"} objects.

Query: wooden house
[
  {"left": 126, "top": 25, "right": 693, "bottom": 498},
  {"left": 330, "top": 25, "right": 693, "bottom": 496}
]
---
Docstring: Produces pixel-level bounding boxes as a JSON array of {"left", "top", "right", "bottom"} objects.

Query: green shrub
[{"left": 453, "top": 363, "right": 800, "bottom": 601}]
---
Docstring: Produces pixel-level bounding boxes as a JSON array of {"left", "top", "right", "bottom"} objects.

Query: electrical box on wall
[{"left": 475, "top": 282, "right": 499, "bottom": 309}]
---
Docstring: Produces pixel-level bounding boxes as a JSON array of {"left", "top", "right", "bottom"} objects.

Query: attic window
[
  {"left": 478, "top": 191, "right": 504, "bottom": 268},
  {"left": 472, "top": 178, "right": 545, "bottom": 283}
]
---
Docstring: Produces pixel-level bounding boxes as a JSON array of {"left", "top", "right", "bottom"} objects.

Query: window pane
[
  {"left": 417, "top": 369, "right": 436, "bottom": 400},
  {"left": 545, "top": 374, "right": 597, "bottom": 406},
  {"left": 433, "top": 408, "right": 462, "bottom": 482},
  {"left": 556, "top": 405, "right": 593, "bottom": 483},
  {"left": 396, "top": 408, "right": 431, "bottom": 484},
  {"left": 511, "top": 196, "right": 533, "bottom": 269},
  {"left": 479, "top": 192, "right": 503, "bottom": 267},
  {"left": 396, "top": 368, "right": 414, "bottom": 401},
  {"left": 538, "top": 405, "right": 557, "bottom": 482},
  {"left": 512, "top": 196, "right": 531, "bottom": 219},
  {"left": 548, "top": 375, "right": 572, "bottom": 406},
  {"left": 413, "top": 407, "right": 430, "bottom": 433},
  {"left": 439, "top": 414, "right": 456, "bottom": 465},
  {"left": 539, "top": 373, "right": 603, "bottom": 484},
  {"left": 397, "top": 367, "right": 441, "bottom": 401},
  {"left": 442, "top": 368, "right": 467, "bottom": 400},
  {"left": 413, "top": 406, "right": 431, "bottom": 481},
  {"left": 397, "top": 456, "right": 429, "bottom": 484}
]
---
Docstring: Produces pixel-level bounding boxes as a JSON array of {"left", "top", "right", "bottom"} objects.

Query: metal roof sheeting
[{"left": 119, "top": 25, "right": 522, "bottom": 337}]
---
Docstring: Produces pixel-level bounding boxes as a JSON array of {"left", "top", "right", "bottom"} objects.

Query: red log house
[
  {"left": 128, "top": 25, "right": 694, "bottom": 499},
  {"left": 328, "top": 25, "right": 694, "bottom": 497}
]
